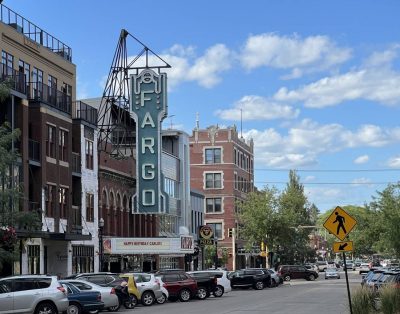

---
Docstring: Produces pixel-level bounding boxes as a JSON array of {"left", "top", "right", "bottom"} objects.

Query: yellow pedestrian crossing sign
[
  {"left": 323, "top": 206, "right": 357, "bottom": 241},
  {"left": 333, "top": 241, "right": 354, "bottom": 253}
]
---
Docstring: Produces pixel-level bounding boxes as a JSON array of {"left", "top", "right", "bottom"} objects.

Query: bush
[
  {"left": 379, "top": 285, "right": 400, "bottom": 314},
  {"left": 351, "top": 286, "right": 376, "bottom": 314}
]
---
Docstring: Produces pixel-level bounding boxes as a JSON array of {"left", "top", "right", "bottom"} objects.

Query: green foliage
[
  {"left": 379, "top": 285, "right": 400, "bottom": 314},
  {"left": 350, "top": 286, "right": 376, "bottom": 314},
  {"left": 0, "top": 79, "right": 12, "bottom": 102},
  {"left": 238, "top": 170, "right": 317, "bottom": 265}
]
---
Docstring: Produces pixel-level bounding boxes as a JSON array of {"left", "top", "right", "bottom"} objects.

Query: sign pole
[
  {"left": 232, "top": 228, "right": 236, "bottom": 271},
  {"left": 343, "top": 252, "right": 353, "bottom": 314},
  {"left": 201, "top": 246, "right": 205, "bottom": 270}
]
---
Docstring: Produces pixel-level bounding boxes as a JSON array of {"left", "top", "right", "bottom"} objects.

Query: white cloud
[
  {"left": 243, "top": 120, "right": 400, "bottom": 168},
  {"left": 387, "top": 156, "right": 400, "bottom": 168},
  {"left": 304, "top": 176, "right": 316, "bottom": 182},
  {"left": 351, "top": 177, "right": 373, "bottom": 186},
  {"left": 354, "top": 155, "right": 369, "bottom": 164},
  {"left": 240, "top": 33, "right": 351, "bottom": 76},
  {"left": 215, "top": 95, "right": 299, "bottom": 121},
  {"left": 274, "top": 47, "right": 400, "bottom": 108}
]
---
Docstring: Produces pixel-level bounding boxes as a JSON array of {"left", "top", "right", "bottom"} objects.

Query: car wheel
[
  {"left": 156, "top": 293, "right": 167, "bottom": 304},
  {"left": 271, "top": 279, "right": 277, "bottom": 287},
  {"left": 123, "top": 294, "right": 137, "bottom": 309},
  {"left": 35, "top": 302, "right": 58, "bottom": 314},
  {"left": 284, "top": 275, "right": 291, "bottom": 281},
  {"left": 254, "top": 281, "right": 264, "bottom": 290},
  {"left": 197, "top": 286, "right": 208, "bottom": 300},
  {"left": 141, "top": 291, "right": 155, "bottom": 306},
  {"left": 67, "top": 302, "right": 81, "bottom": 314},
  {"left": 179, "top": 288, "right": 191, "bottom": 302},
  {"left": 213, "top": 285, "right": 224, "bottom": 297},
  {"left": 308, "top": 274, "right": 316, "bottom": 281},
  {"left": 107, "top": 303, "right": 121, "bottom": 312}
]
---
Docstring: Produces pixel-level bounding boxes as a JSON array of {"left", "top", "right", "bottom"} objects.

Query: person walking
[{"left": 333, "top": 212, "right": 346, "bottom": 235}]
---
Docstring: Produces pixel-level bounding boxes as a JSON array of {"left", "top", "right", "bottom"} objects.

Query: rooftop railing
[
  {"left": 0, "top": 3, "right": 72, "bottom": 62},
  {"left": 72, "top": 101, "right": 98, "bottom": 126}
]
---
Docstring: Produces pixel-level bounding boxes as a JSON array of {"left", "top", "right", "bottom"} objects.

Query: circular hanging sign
[{"left": 199, "top": 225, "right": 214, "bottom": 239}]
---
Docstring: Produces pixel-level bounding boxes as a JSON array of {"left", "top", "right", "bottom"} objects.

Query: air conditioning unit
[{"left": 9, "top": 23, "right": 23, "bottom": 33}]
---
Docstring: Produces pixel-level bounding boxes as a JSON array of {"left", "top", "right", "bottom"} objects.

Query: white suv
[
  {"left": 0, "top": 275, "right": 69, "bottom": 314},
  {"left": 187, "top": 270, "right": 231, "bottom": 297}
]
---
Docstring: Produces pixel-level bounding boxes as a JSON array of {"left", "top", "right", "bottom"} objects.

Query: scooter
[{"left": 114, "top": 285, "right": 137, "bottom": 309}]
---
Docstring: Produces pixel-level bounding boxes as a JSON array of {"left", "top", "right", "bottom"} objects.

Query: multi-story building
[
  {"left": 84, "top": 98, "right": 195, "bottom": 273},
  {"left": 189, "top": 125, "right": 254, "bottom": 270},
  {"left": 0, "top": 3, "right": 92, "bottom": 277}
]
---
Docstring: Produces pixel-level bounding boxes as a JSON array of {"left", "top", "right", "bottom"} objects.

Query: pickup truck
[{"left": 187, "top": 272, "right": 218, "bottom": 299}]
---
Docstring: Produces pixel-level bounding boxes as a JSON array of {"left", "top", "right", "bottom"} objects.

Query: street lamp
[{"left": 98, "top": 218, "right": 104, "bottom": 272}]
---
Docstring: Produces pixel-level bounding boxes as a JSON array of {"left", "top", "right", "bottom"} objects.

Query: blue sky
[{"left": 6, "top": 0, "right": 400, "bottom": 212}]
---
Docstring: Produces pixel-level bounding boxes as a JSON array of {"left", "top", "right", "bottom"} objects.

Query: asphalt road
[{"left": 116, "top": 271, "right": 362, "bottom": 314}]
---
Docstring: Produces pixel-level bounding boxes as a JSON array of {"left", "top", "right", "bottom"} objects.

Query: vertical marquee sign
[{"left": 131, "top": 69, "right": 168, "bottom": 213}]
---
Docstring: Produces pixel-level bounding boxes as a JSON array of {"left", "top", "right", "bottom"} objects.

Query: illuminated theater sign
[{"left": 131, "top": 69, "right": 168, "bottom": 213}]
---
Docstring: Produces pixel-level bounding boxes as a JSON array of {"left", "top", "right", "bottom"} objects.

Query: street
[{"left": 115, "top": 271, "right": 361, "bottom": 314}]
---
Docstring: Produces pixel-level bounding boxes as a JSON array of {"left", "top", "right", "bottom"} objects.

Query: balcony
[
  {"left": 73, "top": 101, "right": 98, "bottom": 126},
  {"left": 28, "top": 139, "right": 41, "bottom": 165},
  {"left": 0, "top": 3, "right": 72, "bottom": 61},
  {"left": 27, "top": 82, "right": 72, "bottom": 115},
  {"left": 71, "top": 152, "right": 81, "bottom": 175},
  {"left": 0, "top": 64, "right": 26, "bottom": 94}
]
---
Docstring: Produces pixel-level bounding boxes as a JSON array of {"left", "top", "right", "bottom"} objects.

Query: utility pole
[{"left": 232, "top": 228, "right": 236, "bottom": 271}]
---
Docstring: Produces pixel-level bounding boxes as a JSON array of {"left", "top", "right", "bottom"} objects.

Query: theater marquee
[{"left": 131, "top": 69, "right": 168, "bottom": 213}]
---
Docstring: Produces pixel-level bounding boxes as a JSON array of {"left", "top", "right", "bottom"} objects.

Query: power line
[{"left": 254, "top": 168, "right": 400, "bottom": 172}]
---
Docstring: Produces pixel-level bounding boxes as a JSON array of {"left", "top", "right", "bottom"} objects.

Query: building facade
[
  {"left": 189, "top": 125, "right": 254, "bottom": 270},
  {"left": 0, "top": 3, "right": 92, "bottom": 277}
]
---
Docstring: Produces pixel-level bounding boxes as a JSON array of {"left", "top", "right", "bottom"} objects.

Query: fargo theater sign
[{"left": 131, "top": 69, "right": 168, "bottom": 213}]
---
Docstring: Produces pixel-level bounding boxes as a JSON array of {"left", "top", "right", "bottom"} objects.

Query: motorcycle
[{"left": 113, "top": 284, "right": 137, "bottom": 309}]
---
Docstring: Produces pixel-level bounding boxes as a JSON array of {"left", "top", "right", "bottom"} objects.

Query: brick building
[{"left": 189, "top": 125, "right": 254, "bottom": 270}]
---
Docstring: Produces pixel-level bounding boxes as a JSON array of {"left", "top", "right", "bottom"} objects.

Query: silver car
[
  {"left": 60, "top": 279, "right": 119, "bottom": 311},
  {"left": 132, "top": 273, "right": 163, "bottom": 306},
  {"left": 0, "top": 275, "right": 69, "bottom": 314}
]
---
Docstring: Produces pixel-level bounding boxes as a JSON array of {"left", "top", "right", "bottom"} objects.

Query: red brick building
[{"left": 189, "top": 125, "right": 254, "bottom": 270}]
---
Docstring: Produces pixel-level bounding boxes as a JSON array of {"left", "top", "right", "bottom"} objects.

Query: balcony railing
[
  {"left": 0, "top": 3, "right": 72, "bottom": 61},
  {"left": 28, "top": 139, "right": 40, "bottom": 163},
  {"left": 27, "top": 82, "right": 72, "bottom": 114},
  {"left": 71, "top": 152, "right": 81, "bottom": 174},
  {"left": 0, "top": 63, "right": 26, "bottom": 94},
  {"left": 73, "top": 101, "right": 98, "bottom": 126}
]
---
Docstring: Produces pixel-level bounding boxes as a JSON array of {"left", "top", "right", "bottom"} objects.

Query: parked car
[
  {"left": 60, "top": 279, "right": 119, "bottom": 311},
  {"left": 364, "top": 269, "right": 386, "bottom": 288},
  {"left": 325, "top": 268, "right": 340, "bottom": 279},
  {"left": 185, "top": 272, "right": 218, "bottom": 299},
  {"left": 131, "top": 273, "right": 163, "bottom": 306},
  {"left": 187, "top": 270, "right": 231, "bottom": 297},
  {"left": 304, "top": 264, "right": 319, "bottom": 273},
  {"left": 61, "top": 281, "right": 104, "bottom": 314},
  {"left": 155, "top": 270, "right": 198, "bottom": 302},
  {"left": 229, "top": 269, "right": 271, "bottom": 290},
  {"left": 316, "top": 261, "right": 328, "bottom": 272},
  {"left": 113, "top": 274, "right": 141, "bottom": 308},
  {"left": 359, "top": 263, "right": 370, "bottom": 274},
  {"left": 344, "top": 261, "right": 355, "bottom": 271},
  {"left": 278, "top": 265, "right": 319, "bottom": 281},
  {"left": 0, "top": 275, "right": 69, "bottom": 314},
  {"left": 154, "top": 276, "right": 169, "bottom": 304},
  {"left": 373, "top": 271, "right": 400, "bottom": 292},
  {"left": 65, "top": 272, "right": 121, "bottom": 287},
  {"left": 268, "top": 268, "right": 283, "bottom": 286}
]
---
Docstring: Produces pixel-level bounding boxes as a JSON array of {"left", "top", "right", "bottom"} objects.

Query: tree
[{"left": 369, "top": 183, "right": 400, "bottom": 258}]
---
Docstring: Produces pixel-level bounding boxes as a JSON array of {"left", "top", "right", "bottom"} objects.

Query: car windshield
[{"left": 326, "top": 268, "right": 337, "bottom": 273}]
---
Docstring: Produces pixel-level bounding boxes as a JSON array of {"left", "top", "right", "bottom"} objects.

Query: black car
[
  {"left": 186, "top": 272, "right": 218, "bottom": 299},
  {"left": 278, "top": 265, "right": 318, "bottom": 281},
  {"left": 229, "top": 269, "right": 271, "bottom": 290}
]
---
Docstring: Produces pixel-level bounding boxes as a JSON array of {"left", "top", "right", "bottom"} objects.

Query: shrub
[
  {"left": 379, "top": 285, "right": 400, "bottom": 314},
  {"left": 351, "top": 286, "right": 376, "bottom": 314}
]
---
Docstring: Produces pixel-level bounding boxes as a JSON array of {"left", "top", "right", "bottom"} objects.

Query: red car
[{"left": 155, "top": 271, "right": 198, "bottom": 302}]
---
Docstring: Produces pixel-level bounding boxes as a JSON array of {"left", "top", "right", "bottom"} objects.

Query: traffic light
[{"left": 228, "top": 228, "right": 233, "bottom": 237}]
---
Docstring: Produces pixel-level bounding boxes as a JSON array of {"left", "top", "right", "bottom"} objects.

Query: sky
[{"left": 6, "top": 0, "right": 400, "bottom": 212}]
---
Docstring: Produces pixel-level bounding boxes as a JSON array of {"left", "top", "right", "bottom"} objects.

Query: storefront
[{"left": 102, "top": 236, "right": 194, "bottom": 272}]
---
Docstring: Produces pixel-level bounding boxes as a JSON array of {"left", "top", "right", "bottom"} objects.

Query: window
[
  {"left": 85, "top": 140, "right": 93, "bottom": 170},
  {"left": 206, "top": 198, "right": 222, "bottom": 213},
  {"left": 164, "top": 178, "right": 179, "bottom": 198},
  {"left": 27, "top": 245, "right": 40, "bottom": 274},
  {"left": 1, "top": 50, "right": 13, "bottom": 75},
  {"left": 205, "top": 173, "right": 222, "bottom": 189},
  {"left": 59, "top": 129, "right": 68, "bottom": 162},
  {"left": 59, "top": 187, "right": 68, "bottom": 219},
  {"left": 86, "top": 193, "right": 94, "bottom": 222},
  {"left": 48, "top": 74, "right": 57, "bottom": 101},
  {"left": 206, "top": 223, "right": 222, "bottom": 239},
  {"left": 72, "top": 245, "right": 94, "bottom": 274},
  {"left": 45, "top": 184, "right": 55, "bottom": 217},
  {"left": 46, "top": 125, "right": 56, "bottom": 158},
  {"left": 18, "top": 59, "right": 30, "bottom": 87},
  {"left": 32, "top": 67, "right": 43, "bottom": 98},
  {"left": 205, "top": 148, "right": 221, "bottom": 164}
]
